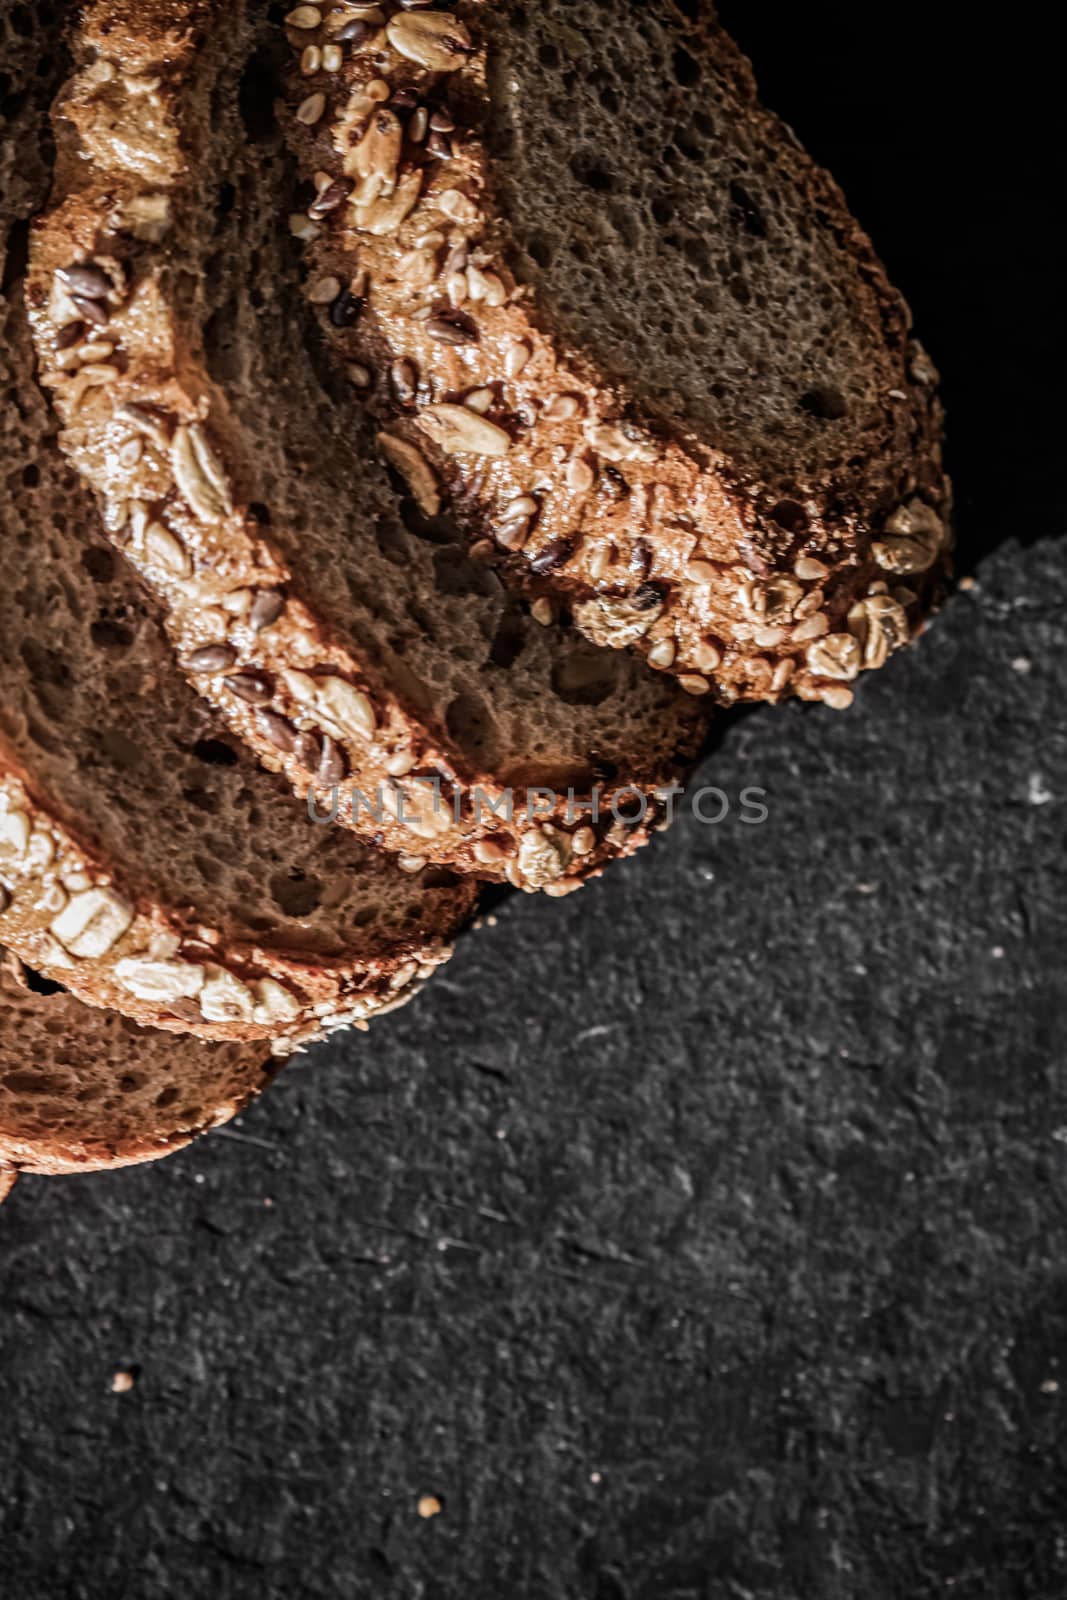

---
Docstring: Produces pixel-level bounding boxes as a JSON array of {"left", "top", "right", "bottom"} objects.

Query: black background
[{"left": 2, "top": 5, "right": 1066, "bottom": 1596}]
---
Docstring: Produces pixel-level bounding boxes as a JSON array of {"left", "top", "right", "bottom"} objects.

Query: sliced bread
[
  {"left": 0, "top": 952, "right": 274, "bottom": 1177},
  {"left": 0, "top": 6, "right": 474, "bottom": 1047},
  {"left": 274, "top": 0, "right": 950, "bottom": 711},
  {"left": 26, "top": 0, "right": 706, "bottom": 894}
]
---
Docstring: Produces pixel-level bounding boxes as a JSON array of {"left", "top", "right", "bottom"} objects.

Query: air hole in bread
[
  {"left": 270, "top": 871, "right": 323, "bottom": 920},
  {"left": 193, "top": 738, "right": 240, "bottom": 767}
]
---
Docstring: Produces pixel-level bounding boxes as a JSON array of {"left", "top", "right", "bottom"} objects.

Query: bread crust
[
  {"left": 275, "top": 0, "right": 950, "bottom": 712},
  {"left": 0, "top": 954, "right": 274, "bottom": 1176},
  {"left": 26, "top": 0, "right": 703, "bottom": 896}
]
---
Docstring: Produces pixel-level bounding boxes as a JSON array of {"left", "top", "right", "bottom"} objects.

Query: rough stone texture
[{"left": 1, "top": 4, "right": 1064, "bottom": 1597}]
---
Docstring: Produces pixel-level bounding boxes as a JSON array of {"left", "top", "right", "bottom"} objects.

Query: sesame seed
[
  {"left": 347, "top": 363, "right": 373, "bottom": 387},
  {"left": 572, "top": 827, "right": 595, "bottom": 857},
  {"left": 686, "top": 559, "right": 717, "bottom": 584},
  {"left": 408, "top": 106, "right": 429, "bottom": 142},
  {"left": 322, "top": 44, "right": 343, "bottom": 71},
  {"left": 465, "top": 387, "right": 494, "bottom": 414},
  {"left": 648, "top": 639, "right": 676, "bottom": 669},
  {"left": 300, "top": 44, "right": 322, "bottom": 73},
  {"left": 531, "top": 598, "right": 554, "bottom": 626},
  {"left": 679, "top": 674, "right": 711, "bottom": 697}
]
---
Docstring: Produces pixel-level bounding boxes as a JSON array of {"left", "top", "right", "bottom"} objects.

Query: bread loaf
[
  {"left": 26, "top": 0, "right": 706, "bottom": 896},
  {"left": 278, "top": 0, "right": 950, "bottom": 709}
]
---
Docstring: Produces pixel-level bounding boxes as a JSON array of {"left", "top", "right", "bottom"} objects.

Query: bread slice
[
  {"left": 0, "top": 951, "right": 275, "bottom": 1177},
  {"left": 272, "top": 0, "right": 949, "bottom": 712},
  {"left": 0, "top": 6, "right": 474, "bottom": 1046},
  {"left": 26, "top": 0, "right": 705, "bottom": 895}
]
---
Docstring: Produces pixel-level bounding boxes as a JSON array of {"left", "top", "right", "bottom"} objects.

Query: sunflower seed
[
  {"left": 315, "top": 678, "right": 377, "bottom": 740},
  {"left": 293, "top": 730, "right": 323, "bottom": 770},
  {"left": 117, "top": 401, "right": 173, "bottom": 451},
  {"left": 529, "top": 538, "right": 575, "bottom": 575},
  {"left": 426, "top": 313, "right": 477, "bottom": 346},
  {"left": 58, "top": 262, "right": 113, "bottom": 300},
  {"left": 336, "top": 18, "right": 374, "bottom": 45},
  {"left": 145, "top": 524, "right": 191, "bottom": 577},
  {"left": 186, "top": 643, "right": 237, "bottom": 673},
  {"left": 386, "top": 10, "right": 472, "bottom": 71},
  {"left": 250, "top": 589, "right": 286, "bottom": 632},
  {"left": 308, "top": 178, "right": 354, "bottom": 220},
  {"left": 418, "top": 403, "right": 510, "bottom": 457},
  {"left": 329, "top": 286, "right": 363, "bottom": 327},
  {"left": 318, "top": 736, "right": 348, "bottom": 785},
  {"left": 391, "top": 360, "right": 418, "bottom": 403},
  {"left": 225, "top": 672, "right": 274, "bottom": 706},
  {"left": 378, "top": 432, "right": 441, "bottom": 516},
  {"left": 56, "top": 321, "right": 86, "bottom": 350},
  {"left": 260, "top": 709, "right": 297, "bottom": 754},
  {"left": 70, "top": 295, "right": 110, "bottom": 327},
  {"left": 171, "top": 424, "right": 233, "bottom": 523}
]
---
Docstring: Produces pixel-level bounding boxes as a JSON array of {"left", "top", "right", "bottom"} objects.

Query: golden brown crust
[
  {"left": 25, "top": 0, "right": 700, "bottom": 896},
  {"left": 279, "top": 0, "right": 950, "bottom": 713}
]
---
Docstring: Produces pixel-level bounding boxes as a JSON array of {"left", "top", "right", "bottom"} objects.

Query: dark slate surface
[{"left": 2, "top": 5, "right": 1065, "bottom": 1597}]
